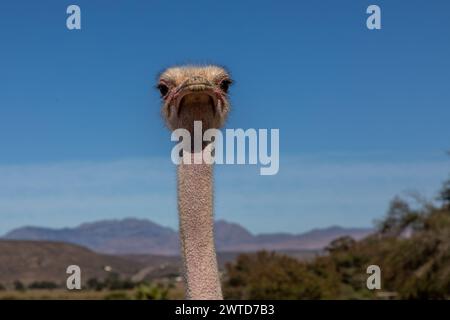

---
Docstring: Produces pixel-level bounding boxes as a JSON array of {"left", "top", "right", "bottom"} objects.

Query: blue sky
[{"left": 0, "top": 1, "right": 449, "bottom": 235}]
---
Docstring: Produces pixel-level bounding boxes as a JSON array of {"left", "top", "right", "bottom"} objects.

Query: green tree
[
  {"left": 376, "top": 196, "right": 421, "bottom": 236},
  {"left": 86, "top": 278, "right": 105, "bottom": 291},
  {"left": 14, "top": 280, "right": 25, "bottom": 291},
  {"left": 103, "top": 273, "right": 135, "bottom": 290},
  {"left": 223, "top": 251, "right": 340, "bottom": 299},
  {"left": 28, "top": 281, "right": 59, "bottom": 289},
  {"left": 134, "top": 283, "right": 169, "bottom": 300},
  {"left": 439, "top": 178, "right": 450, "bottom": 208}
]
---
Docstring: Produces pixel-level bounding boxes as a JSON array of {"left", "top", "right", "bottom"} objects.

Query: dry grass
[{"left": 0, "top": 283, "right": 185, "bottom": 300}]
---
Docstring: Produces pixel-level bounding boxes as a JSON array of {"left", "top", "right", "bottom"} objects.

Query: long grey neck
[{"left": 177, "top": 147, "right": 222, "bottom": 299}]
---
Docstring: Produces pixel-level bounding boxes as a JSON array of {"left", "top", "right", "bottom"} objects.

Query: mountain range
[{"left": 3, "top": 218, "right": 372, "bottom": 255}]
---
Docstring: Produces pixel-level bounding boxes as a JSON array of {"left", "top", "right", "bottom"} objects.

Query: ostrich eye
[
  {"left": 157, "top": 83, "right": 169, "bottom": 97},
  {"left": 220, "top": 79, "right": 232, "bottom": 93}
]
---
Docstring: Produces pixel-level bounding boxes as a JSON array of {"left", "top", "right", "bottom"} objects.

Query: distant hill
[
  {"left": 0, "top": 240, "right": 317, "bottom": 286},
  {"left": 3, "top": 218, "right": 372, "bottom": 255},
  {"left": 0, "top": 240, "right": 141, "bottom": 286},
  {"left": 4, "top": 218, "right": 178, "bottom": 255}
]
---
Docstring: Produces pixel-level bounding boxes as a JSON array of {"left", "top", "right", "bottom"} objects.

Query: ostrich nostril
[{"left": 189, "top": 76, "right": 208, "bottom": 85}]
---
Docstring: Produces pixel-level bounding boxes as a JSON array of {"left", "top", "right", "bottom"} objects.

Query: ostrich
[{"left": 157, "top": 65, "right": 233, "bottom": 300}]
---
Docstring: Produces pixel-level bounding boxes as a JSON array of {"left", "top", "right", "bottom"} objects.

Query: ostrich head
[{"left": 157, "top": 65, "right": 232, "bottom": 136}]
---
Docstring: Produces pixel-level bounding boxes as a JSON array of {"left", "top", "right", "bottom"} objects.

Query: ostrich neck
[{"left": 177, "top": 148, "right": 222, "bottom": 299}]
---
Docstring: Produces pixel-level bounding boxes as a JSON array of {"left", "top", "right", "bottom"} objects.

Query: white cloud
[{"left": 0, "top": 155, "right": 448, "bottom": 235}]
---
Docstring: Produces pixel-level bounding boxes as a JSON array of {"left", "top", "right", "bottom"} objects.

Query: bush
[
  {"left": 28, "top": 281, "right": 59, "bottom": 290},
  {"left": 134, "top": 283, "right": 169, "bottom": 300},
  {"left": 103, "top": 273, "right": 135, "bottom": 290},
  {"left": 86, "top": 278, "right": 105, "bottom": 291},
  {"left": 439, "top": 179, "right": 450, "bottom": 208},
  {"left": 86, "top": 274, "right": 136, "bottom": 291},
  {"left": 13, "top": 280, "right": 25, "bottom": 291},
  {"left": 223, "top": 251, "right": 340, "bottom": 299}
]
